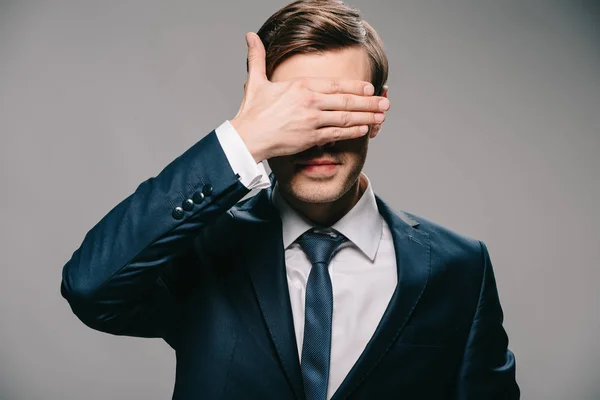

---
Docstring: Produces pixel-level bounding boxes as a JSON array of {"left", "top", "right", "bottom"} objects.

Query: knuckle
[
  {"left": 303, "top": 93, "right": 317, "bottom": 108},
  {"left": 342, "top": 94, "right": 352, "bottom": 109},
  {"left": 311, "top": 129, "right": 321, "bottom": 141},
  {"left": 310, "top": 130, "right": 323, "bottom": 145},
  {"left": 341, "top": 111, "right": 352, "bottom": 126},
  {"left": 325, "top": 127, "right": 342, "bottom": 143},
  {"left": 296, "top": 78, "right": 308, "bottom": 88},
  {"left": 314, "top": 130, "right": 327, "bottom": 146},
  {"left": 291, "top": 79, "right": 304, "bottom": 92},
  {"left": 306, "top": 110, "right": 320, "bottom": 125},
  {"left": 333, "top": 128, "right": 343, "bottom": 141},
  {"left": 330, "top": 79, "right": 340, "bottom": 93}
]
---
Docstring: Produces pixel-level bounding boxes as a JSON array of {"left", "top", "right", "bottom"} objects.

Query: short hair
[{"left": 253, "top": 0, "right": 388, "bottom": 96}]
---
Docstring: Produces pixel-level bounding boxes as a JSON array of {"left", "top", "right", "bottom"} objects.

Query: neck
[{"left": 281, "top": 174, "right": 367, "bottom": 227}]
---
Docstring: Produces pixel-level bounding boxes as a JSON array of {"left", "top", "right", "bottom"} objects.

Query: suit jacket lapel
[
  {"left": 231, "top": 177, "right": 305, "bottom": 400},
  {"left": 330, "top": 195, "right": 431, "bottom": 400}
]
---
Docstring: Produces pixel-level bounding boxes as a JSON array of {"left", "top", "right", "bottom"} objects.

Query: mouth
[{"left": 295, "top": 158, "right": 341, "bottom": 176}]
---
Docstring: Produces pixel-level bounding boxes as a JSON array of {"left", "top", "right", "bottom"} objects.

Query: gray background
[{"left": 1, "top": 0, "right": 598, "bottom": 399}]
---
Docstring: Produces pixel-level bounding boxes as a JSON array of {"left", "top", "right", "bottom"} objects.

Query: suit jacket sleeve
[
  {"left": 456, "top": 241, "right": 520, "bottom": 399},
  {"left": 61, "top": 130, "right": 251, "bottom": 346}
]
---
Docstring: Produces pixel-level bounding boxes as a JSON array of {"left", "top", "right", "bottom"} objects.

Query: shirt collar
[{"left": 271, "top": 173, "right": 383, "bottom": 261}]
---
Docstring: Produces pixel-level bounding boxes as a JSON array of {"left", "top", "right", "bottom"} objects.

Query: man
[{"left": 61, "top": 0, "right": 519, "bottom": 398}]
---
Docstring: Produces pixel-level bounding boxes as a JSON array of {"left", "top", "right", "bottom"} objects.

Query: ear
[{"left": 369, "top": 85, "right": 388, "bottom": 139}]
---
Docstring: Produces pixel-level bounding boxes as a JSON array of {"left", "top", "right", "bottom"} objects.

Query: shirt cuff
[{"left": 215, "top": 120, "right": 271, "bottom": 190}]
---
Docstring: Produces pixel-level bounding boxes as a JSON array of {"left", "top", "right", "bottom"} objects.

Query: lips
[
  {"left": 295, "top": 158, "right": 340, "bottom": 176},
  {"left": 295, "top": 158, "right": 340, "bottom": 166}
]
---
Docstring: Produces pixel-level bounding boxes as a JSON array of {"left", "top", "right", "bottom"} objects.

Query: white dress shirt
[{"left": 215, "top": 120, "right": 398, "bottom": 399}]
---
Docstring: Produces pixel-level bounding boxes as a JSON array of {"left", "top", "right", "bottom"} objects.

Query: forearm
[{"left": 61, "top": 130, "right": 251, "bottom": 336}]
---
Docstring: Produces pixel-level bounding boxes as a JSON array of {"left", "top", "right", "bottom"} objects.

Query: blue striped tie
[{"left": 296, "top": 228, "right": 348, "bottom": 400}]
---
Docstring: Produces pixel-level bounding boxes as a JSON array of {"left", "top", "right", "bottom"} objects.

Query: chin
[
  {"left": 281, "top": 175, "right": 350, "bottom": 204},
  {"left": 270, "top": 154, "right": 366, "bottom": 205}
]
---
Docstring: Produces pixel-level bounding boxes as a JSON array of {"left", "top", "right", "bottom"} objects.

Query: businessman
[{"left": 61, "top": 0, "right": 519, "bottom": 399}]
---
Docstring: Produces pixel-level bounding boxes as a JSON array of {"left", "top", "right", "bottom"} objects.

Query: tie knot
[{"left": 296, "top": 228, "right": 348, "bottom": 266}]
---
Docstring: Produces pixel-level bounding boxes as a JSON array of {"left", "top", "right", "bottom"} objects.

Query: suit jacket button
[
  {"left": 192, "top": 191, "right": 205, "bottom": 204},
  {"left": 182, "top": 198, "right": 194, "bottom": 211},
  {"left": 172, "top": 206, "right": 184, "bottom": 220},
  {"left": 202, "top": 183, "right": 213, "bottom": 196}
]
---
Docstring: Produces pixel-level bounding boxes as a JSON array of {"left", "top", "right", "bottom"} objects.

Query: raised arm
[
  {"left": 61, "top": 31, "right": 389, "bottom": 347},
  {"left": 61, "top": 131, "right": 252, "bottom": 344}
]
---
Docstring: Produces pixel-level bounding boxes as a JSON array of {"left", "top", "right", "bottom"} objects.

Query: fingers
[
  {"left": 245, "top": 32, "right": 267, "bottom": 85},
  {"left": 316, "top": 110, "right": 386, "bottom": 128},
  {"left": 303, "top": 78, "right": 375, "bottom": 96},
  {"left": 312, "top": 92, "right": 390, "bottom": 113},
  {"left": 316, "top": 125, "right": 370, "bottom": 145}
]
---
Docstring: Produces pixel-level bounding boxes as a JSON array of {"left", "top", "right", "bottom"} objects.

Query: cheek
[
  {"left": 341, "top": 154, "right": 366, "bottom": 175},
  {"left": 267, "top": 156, "right": 294, "bottom": 177},
  {"left": 338, "top": 137, "right": 369, "bottom": 162}
]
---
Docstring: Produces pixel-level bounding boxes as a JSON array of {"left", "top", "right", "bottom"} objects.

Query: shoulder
[
  {"left": 394, "top": 208, "right": 488, "bottom": 280},
  {"left": 406, "top": 210, "right": 482, "bottom": 254}
]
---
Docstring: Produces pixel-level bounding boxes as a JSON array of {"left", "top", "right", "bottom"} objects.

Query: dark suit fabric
[{"left": 61, "top": 130, "right": 519, "bottom": 399}]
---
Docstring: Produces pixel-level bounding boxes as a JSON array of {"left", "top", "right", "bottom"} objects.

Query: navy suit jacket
[{"left": 61, "top": 130, "right": 519, "bottom": 399}]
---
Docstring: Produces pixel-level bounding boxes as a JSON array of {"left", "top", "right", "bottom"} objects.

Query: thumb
[{"left": 246, "top": 32, "right": 268, "bottom": 85}]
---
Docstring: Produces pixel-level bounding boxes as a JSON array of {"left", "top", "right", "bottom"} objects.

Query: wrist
[{"left": 230, "top": 118, "right": 267, "bottom": 163}]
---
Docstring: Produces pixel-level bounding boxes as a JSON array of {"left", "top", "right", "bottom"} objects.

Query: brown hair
[{"left": 252, "top": 0, "right": 388, "bottom": 96}]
